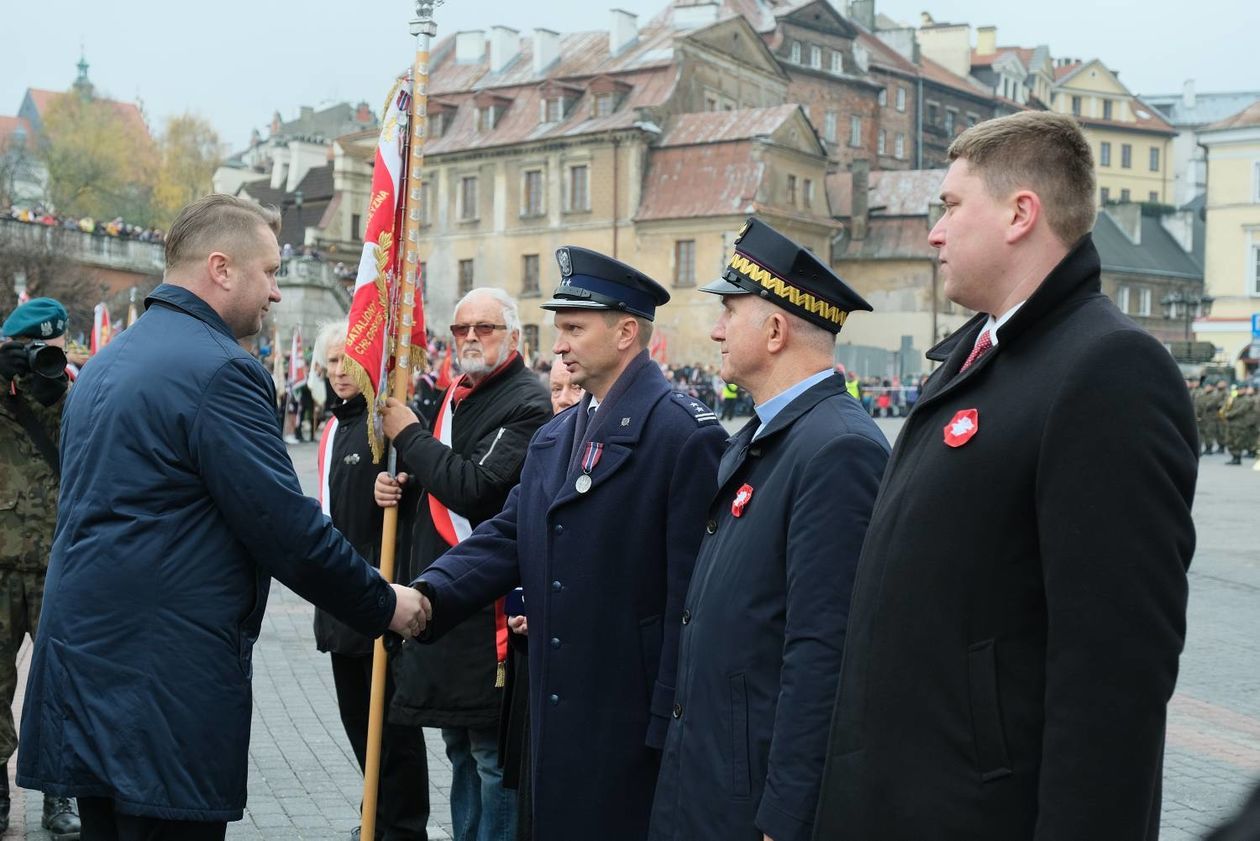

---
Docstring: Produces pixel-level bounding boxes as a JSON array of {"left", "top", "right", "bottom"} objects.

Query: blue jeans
[{"left": 441, "top": 725, "right": 517, "bottom": 841}]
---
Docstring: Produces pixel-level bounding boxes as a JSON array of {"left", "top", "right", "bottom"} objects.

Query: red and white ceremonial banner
[
  {"left": 90, "top": 303, "right": 111, "bottom": 355},
  {"left": 289, "top": 327, "right": 307, "bottom": 389},
  {"left": 316, "top": 417, "right": 339, "bottom": 517},
  {"left": 343, "top": 76, "right": 427, "bottom": 462}
]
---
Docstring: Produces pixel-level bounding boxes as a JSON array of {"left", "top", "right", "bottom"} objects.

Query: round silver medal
[{"left": 575, "top": 474, "right": 593, "bottom": 494}]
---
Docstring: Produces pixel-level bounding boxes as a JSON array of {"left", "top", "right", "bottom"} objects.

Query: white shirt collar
[{"left": 980, "top": 300, "right": 1027, "bottom": 349}]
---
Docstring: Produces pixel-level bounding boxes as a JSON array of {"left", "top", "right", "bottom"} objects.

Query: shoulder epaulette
[{"left": 669, "top": 391, "right": 720, "bottom": 425}]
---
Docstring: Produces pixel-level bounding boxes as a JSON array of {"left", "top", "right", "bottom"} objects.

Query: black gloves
[{"left": 0, "top": 342, "right": 30, "bottom": 382}]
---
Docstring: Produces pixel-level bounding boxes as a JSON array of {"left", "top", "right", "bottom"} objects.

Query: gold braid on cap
[{"left": 727, "top": 253, "right": 848, "bottom": 327}]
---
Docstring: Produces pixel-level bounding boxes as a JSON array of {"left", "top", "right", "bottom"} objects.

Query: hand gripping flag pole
[{"left": 361, "top": 2, "right": 438, "bottom": 837}]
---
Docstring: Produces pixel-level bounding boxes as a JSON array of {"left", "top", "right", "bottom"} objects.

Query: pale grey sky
[{"left": 2, "top": 0, "right": 1253, "bottom": 150}]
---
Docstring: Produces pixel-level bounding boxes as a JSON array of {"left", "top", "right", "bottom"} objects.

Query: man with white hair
[{"left": 376, "top": 287, "right": 551, "bottom": 841}]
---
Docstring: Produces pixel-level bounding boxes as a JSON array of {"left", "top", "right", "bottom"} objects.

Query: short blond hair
[
  {"left": 165, "top": 194, "right": 281, "bottom": 270},
  {"left": 948, "top": 112, "right": 1096, "bottom": 245}
]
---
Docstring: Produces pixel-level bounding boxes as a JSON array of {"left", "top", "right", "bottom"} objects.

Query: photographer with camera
[{"left": 0, "top": 297, "right": 79, "bottom": 838}]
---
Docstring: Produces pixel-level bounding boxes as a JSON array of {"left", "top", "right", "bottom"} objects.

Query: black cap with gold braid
[{"left": 700, "top": 217, "right": 872, "bottom": 333}]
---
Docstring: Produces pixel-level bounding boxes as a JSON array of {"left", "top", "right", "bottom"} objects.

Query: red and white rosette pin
[
  {"left": 731, "top": 483, "right": 754, "bottom": 518},
  {"left": 943, "top": 409, "right": 979, "bottom": 448}
]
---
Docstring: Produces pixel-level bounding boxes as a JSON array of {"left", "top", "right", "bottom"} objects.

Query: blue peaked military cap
[
  {"left": 2, "top": 297, "right": 68, "bottom": 339},
  {"left": 700, "top": 217, "right": 872, "bottom": 334},
  {"left": 541, "top": 246, "right": 670, "bottom": 322}
]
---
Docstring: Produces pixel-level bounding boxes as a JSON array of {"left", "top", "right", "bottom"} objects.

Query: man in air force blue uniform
[{"left": 411, "top": 247, "right": 726, "bottom": 841}]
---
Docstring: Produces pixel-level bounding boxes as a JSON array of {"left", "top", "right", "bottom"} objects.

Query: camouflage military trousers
[{"left": 0, "top": 570, "right": 43, "bottom": 763}]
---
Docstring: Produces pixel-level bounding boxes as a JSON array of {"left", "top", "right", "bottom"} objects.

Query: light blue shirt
[{"left": 752, "top": 368, "right": 834, "bottom": 440}]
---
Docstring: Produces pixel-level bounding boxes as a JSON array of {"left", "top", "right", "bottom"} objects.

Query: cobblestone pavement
[{"left": 7, "top": 417, "right": 1259, "bottom": 839}]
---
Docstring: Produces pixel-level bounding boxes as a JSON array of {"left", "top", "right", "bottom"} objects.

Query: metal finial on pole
[{"left": 360, "top": 4, "right": 441, "bottom": 838}]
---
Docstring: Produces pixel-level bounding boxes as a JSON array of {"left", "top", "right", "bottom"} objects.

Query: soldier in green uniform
[
  {"left": 1192, "top": 378, "right": 1212, "bottom": 456},
  {"left": 1223, "top": 381, "right": 1259, "bottom": 465},
  {"left": 0, "top": 298, "right": 80, "bottom": 838},
  {"left": 1202, "top": 380, "right": 1228, "bottom": 455}
]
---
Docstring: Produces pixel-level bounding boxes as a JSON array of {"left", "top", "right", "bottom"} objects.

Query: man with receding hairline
[
  {"left": 16, "top": 194, "right": 433, "bottom": 841},
  {"left": 814, "top": 112, "right": 1199, "bottom": 841}
]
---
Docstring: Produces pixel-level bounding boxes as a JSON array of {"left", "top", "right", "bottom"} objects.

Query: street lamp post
[{"left": 1161, "top": 288, "right": 1214, "bottom": 342}]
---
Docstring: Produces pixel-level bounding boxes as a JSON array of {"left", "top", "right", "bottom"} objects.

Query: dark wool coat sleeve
[
  {"left": 191, "top": 358, "right": 396, "bottom": 637},
  {"left": 392, "top": 396, "right": 551, "bottom": 524},
  {"left": 1031, "top": 330, "right": 1196, "bottom": 839},
  {"left": 757, "top": 433, "right": 888, "bottom": 841},
  {"left": 649, "top": 423, "right": 725, "bottom": 748}
]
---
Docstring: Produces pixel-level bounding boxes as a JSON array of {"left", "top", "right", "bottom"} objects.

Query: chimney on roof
[
  {"left": 1160, "top": 208, "right": 1196, "bottom": 254},
  {"left": 673, "top": 1, "right": 719, "bottom": 29},
  {"left": 533, "top": 28, "right": 560, "bottom": 74},
  {"left": 976, "top": 26, "right": 996, "bottom": 57},
  {"left": 1106, "top": 202, "right": 1141, "bottom": 245},
  {"left": 850, "top": 159, "right": 870, "bottom": 242},
  {"left": 610, "top": 9, "right": 639, "bottom": 56},
  {"left": 455, "top": 30, "right": 486, "bottom": 64},
  {"left": 271, "top": 111, "right": 282, "bottom": 136},
  {"left": 355, "top": 101, "right": 372, "bottom": 124},
  {"left": 848, "top": 0, "right": 875, "bottom": 31},
  {"left": 490, "top": 26, "right": 521, "bottom": 73},
  {"left": 1182, "top": 79, "right": 1196, "bottom": 110}
]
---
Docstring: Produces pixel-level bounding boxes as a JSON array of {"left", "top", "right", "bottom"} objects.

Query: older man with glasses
[{"left": 375, "top": 287, "right": 551, "bottom": 841}]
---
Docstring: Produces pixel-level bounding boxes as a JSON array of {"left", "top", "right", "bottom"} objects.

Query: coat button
[
  {"left": 554, "top": 524, "right": 564, "bottom": 534},
  {"left": 551, "top": 580, "right": 563, "bottom": 592},
  {"left": 705, "top": 520, "right": 717, "bottom": 534},
  {"left": 672, "top": 703, "right": 683, "bottom": 719},
  {"left": 550, "top": 637, "right": 561, "bottom": 649},
  {"left": 681, "top": 609, "right": 691, "bottom": 625},
  {"left": 549, "top": 694, "right": 560, "bottom": 706}
]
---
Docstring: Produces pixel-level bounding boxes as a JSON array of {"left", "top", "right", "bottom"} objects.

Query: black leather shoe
[
  {"left": 0, "top": 773, "right": 10, "bottom": 833},
  {"left": 42, "top": 795, "right": 81, "bottom": 839}
]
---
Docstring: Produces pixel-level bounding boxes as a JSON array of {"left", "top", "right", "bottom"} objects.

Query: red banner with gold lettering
[{"left": 343, "top": 76, "right": 426, "bottom": 462}]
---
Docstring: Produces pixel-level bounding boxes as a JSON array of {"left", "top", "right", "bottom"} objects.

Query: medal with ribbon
[{"left": 576, "top": 441, "right": 604, "bottom": 494}]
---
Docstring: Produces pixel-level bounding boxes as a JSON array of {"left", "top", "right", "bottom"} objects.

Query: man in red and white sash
[{"left": 374, "top": 288, "right": 550, "bottom": 840}]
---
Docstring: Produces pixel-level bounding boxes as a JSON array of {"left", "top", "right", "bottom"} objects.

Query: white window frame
[
  {"left": 803, "top": 178, "right": 814, "bottom": 208},
  {"left": 849, "top": 115, "right": 862, "bottom": 148},
  {"left": 823, "top": 111, "right": 838, "bottom": 143},
  {"left": 1116, "top": 285, "right": 1130, "bottom": 314},
  {"left": 790, "top": 41, "right": 802, "bottom": 63},
  {"left": 896, "top": 86, "right": 906, "bottom": 112},
  {"left": 830, "top": 51, "right": 843, "bottom": 74},
  {"left": 878, "top": 88, "right": 887, "bottom": 107},
  {"left": 1251, "top": 242, "right": 1260, "bottom": 296},
  {"left": 520, "top": 168, "right": 545, "bottom": 218},
  {"left": 877, "top": 129, "right": 886, "bottom": 155},
  {"left": 894, "top": 132, "right": 905, "bottom": 160},
  {"left": 1138, "top": 287, "right": 1152, "bottom": 317},
  {"left": 458, "top": 175, "right": 479, "bottom": 222},
  {"left": 565, "top": 163, "right": 590, "bottom": 213},
  {"left": 809, "top": 45, "right": 822, "bottom": 69}
]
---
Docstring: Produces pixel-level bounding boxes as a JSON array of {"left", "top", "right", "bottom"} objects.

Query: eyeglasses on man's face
[{"left": 449, "top": 323, "right": 508, "bottom": 338}]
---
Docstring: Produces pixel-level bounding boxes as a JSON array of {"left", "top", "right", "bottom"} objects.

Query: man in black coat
[
  {"left": 649, "top": 219, "right": 889, "bottom": 841},
  {"left": 312, "top": 319, "right": 429, "bottom": 840},
  {"left": 376, "top": 288, "right": 551, "bottom": 841},
  {"left": 393, "top": 248, "right": 726, "bottom": 841},
  {"left": 814, "top": 112, "right": 1199, "bottom": 841}
]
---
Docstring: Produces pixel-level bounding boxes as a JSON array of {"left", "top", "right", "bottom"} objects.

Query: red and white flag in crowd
[
  {"left": 289, "top": 327, "right": 307, "bottom": 389},
  {"left": 90, "top": 303, "right": 112, "bottom": 355},
  {"left": 342, "top": 75, "right": 426, "bottom": 462}
]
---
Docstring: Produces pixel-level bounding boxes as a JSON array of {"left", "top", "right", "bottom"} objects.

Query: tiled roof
[
  {"left": 657, "top": 104, "right": 802, "bottom": 146},
  {"left": 839, "top": 216, "right": 938, "bottom": 260},
  {"left": 421, "top": 64, "right": 676, "bottom": 156},
  {"left": 1054, "top": 62, "right": 1082, "bottom": 81},
  {"left": 1142, "top": 90, "right": 1260, "bottom": 128},
  {"left": 827, "top": 169, "right": 947, "bottom": 218},
  {"left": 24, "top": 88, "right": 149, "bottom": 137},
  {"left": 972, "top": 46, "right": 1037, "bottom": 69},
  {"left": 1093, "top": 210, "right": 1202, "bottom": 278},
  {"left": 0, "top": 116, "right": 32, "bottom": 147},
  {"left": 1078, "top": 98, "right": 1176, "bottom": 135},
  {"left": 1202, "top": 99, "right": 1260, "bottom": 131},
  {"left": 637, "top": 141, "right": 764, "bottom": 220},
  {"left": 918, "top": 57, "right": 991, "bottom": 99}
]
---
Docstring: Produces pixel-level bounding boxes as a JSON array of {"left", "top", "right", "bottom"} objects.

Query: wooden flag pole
[{"left": 361, "top": 2, "right": 438, "bottom": 838}]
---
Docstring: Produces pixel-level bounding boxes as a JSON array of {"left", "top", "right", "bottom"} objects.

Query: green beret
[{"left": 2, "top": 297, "right": 68, "bottom": 339}]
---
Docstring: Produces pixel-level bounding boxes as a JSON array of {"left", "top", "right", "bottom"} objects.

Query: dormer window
[
  {"left": 790, "top": 41, "right": 802, "bottom": 63},
  {"left": 473, "top": 92, "right": 512, "bottom": 133},
  {"left": 830, "top": 51, "right": 843, "bottom": 74},
  {"left": 809, "top": 45, "right": 822, "bottom": 69},
  {"left": 427, "top": 99, "right": 458, "bottom": 138},
  {"left": 538, "top": 81, "right": 583, "bottom": 124},
  {"left": 586, "top": 76, "right": 632, "bottom": 119}
]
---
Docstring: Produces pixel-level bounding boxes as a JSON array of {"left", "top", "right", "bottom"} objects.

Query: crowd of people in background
[{"left": 4, "top": 204, "right": 166, "bottom": 243}]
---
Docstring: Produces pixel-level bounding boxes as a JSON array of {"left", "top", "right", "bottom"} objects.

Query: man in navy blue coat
[
  {"left": 16, "top": 194, "right": 431, "bottom": 840},
  {"left": 404, "top": 247, "right": 726, "bottom": 841},
  {"left": 648, "top": 219, "right": 889, "bottom": 841}
]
